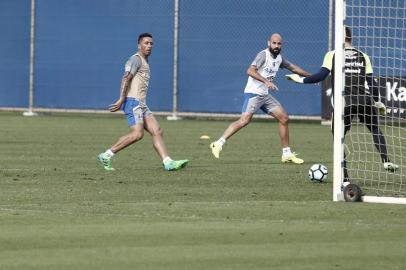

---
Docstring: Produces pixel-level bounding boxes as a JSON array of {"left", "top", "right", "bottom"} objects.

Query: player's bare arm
[
  {"left": 286, "top": 63, "right": 311, "bottom": 77},
  {"left": 247, "top": 65, "right": 278, "bottom": 90},
  {"left": 109, "top": 72, "right": 134, "bottom": 112}
]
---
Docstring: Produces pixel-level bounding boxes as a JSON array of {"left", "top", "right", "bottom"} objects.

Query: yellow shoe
[
  {"left": 210, "top": 142, "right": 222, "bottom": 159},
  {"left": 281, "top": 152, "right": 304, "bottom": 164}
]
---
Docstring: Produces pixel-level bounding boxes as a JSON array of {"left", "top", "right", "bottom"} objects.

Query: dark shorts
[{"left": 332, "top": 96, "right": 379, "bottom": 134}]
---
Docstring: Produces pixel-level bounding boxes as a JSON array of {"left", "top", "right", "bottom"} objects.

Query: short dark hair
[
  {"left": 138, "top": 33, "right": 153, "bottom": 44},
  {"left": 345, "top": 26, "right": 352, "bottom": 42}
]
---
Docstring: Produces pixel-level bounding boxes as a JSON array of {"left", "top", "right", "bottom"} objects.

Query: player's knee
[
  {"left": 150, "top": 126, "right": 164, "bottom": 137},
  {"left": 238, "top": 117, "right": 251, "bottom": 127},
  {"left": 279, "top": 114, "right": 289, "bottom": 125},
  {"left": 129, "top": 131, "right": 144, "bottom": 142},
  {"left": 369, "top": 125, "right": 380, "bottom": 134}
]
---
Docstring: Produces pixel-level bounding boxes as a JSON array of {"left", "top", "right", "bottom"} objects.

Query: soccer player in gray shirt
[
  {"left": 211, "top": 33, "right": 310, "bottom": 164},
  {"left": 98, "top": 33, "right": 188, "bottom": 171}
]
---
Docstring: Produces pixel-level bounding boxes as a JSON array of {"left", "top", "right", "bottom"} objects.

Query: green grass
[
  {"left": 1, "top": 112, "right": 405, "bottom": 270},
  {"left": 345, "top": 123, "right": 406, "bottom": 196}
]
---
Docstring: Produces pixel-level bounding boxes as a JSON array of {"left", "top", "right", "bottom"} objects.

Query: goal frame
[{"left": 333, "top": 0, "right": 406, "bottom": 204}]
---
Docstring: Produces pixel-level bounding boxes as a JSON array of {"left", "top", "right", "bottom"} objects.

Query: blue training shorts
[{"left": 122, "top": 98, "right": 152, "bottom": 127}]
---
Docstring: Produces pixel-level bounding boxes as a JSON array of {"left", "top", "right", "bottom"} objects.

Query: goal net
[{"left": 335, "top": 0, "right": 406, "bottom": 203}]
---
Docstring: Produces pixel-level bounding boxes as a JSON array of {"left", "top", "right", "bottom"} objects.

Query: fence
[{"left": 0, "top": 0, "right": 331, "bottom": 117}]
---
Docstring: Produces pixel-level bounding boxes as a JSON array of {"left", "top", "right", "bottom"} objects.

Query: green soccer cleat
[
  {"left": 98, "top": 153, "right": 115, "bottom": 171},
  {"left": 164, "top": 159, "right": 189, "bottom": 171},
  {"left": 281, "top": 152, "right": 304, "bottom": 164},
  {"left": 210, "top": 142, "right": 222, "bottom": 159},
  {"left": 384, "top": 162, "right": 399, "bottom": 172}
]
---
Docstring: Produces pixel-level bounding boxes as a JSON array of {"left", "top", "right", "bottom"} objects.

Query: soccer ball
[{"left": 308, "top": 164, "right": 328, "bottom": 182}]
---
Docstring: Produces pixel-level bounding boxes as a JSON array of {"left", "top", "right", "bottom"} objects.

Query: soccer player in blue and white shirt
[{"left": 210, "top": 33, "right": 310, "bottom": 164}]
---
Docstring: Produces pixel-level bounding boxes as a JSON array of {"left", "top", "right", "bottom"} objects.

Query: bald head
[
  {"left": 268, "top": 33, "right": 283, "bottom": 56},
  {"left": 270, "top": 33, "right": 282, "bottom": 41}
]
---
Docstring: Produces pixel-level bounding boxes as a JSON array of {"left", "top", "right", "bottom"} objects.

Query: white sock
[
  {"left": 282, "top": 147, "right": 292, "bottom": 156},
  {"left": 217, "top": 137, "right": 226, "bottom": 146},
  {"left": 105, "top": 149, "right": 115, "bottom": 158},
  {"left": 163, "top": 156, "right": 173, "bottom": 165}
]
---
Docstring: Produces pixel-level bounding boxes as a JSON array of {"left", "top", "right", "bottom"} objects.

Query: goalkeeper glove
[
  {"left": 286, "top": 74, "right": 304, "bottom": 83},
  {"left": 374, "top": 101, "right": 387, "bottom": 116}
]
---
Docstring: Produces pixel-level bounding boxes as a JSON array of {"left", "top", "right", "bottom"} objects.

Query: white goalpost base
[
  {"left": 362, "top": 196, "right": 406, "bottom": 205},
  {"left": 22, "top": 111, "right": 38, "bottom": 117},
  {"left": 167, "top": 114, "right": 182, "bottom": 121}
]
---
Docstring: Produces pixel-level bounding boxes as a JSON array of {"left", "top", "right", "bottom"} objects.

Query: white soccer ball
[{"left": 308, "top": 164, "right": 328, "bottom": 182}]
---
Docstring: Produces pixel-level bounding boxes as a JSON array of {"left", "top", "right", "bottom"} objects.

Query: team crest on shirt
[
  {"left": 345, "top": 50, "right": 357, "bottom": 56},
  {"left": 345, "top": 50, "right": 357, "bottom": 59}
]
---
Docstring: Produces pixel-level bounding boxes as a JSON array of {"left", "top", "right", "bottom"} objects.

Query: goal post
[
  {"left": 333, "top": 0, "right": 345, "bottom": 201},
  {"left": 334, "top": 0, "right": 406, "bottom": 204}
]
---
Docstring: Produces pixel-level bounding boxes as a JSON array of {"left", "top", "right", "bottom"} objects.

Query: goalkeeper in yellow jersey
[{"left": 286, "top": 26, "right": 399, "bottom": 177}]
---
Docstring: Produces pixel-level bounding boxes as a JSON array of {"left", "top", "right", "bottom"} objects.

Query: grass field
[{"left": 1, "top": 112, "right": 405, "bottom": 270}]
